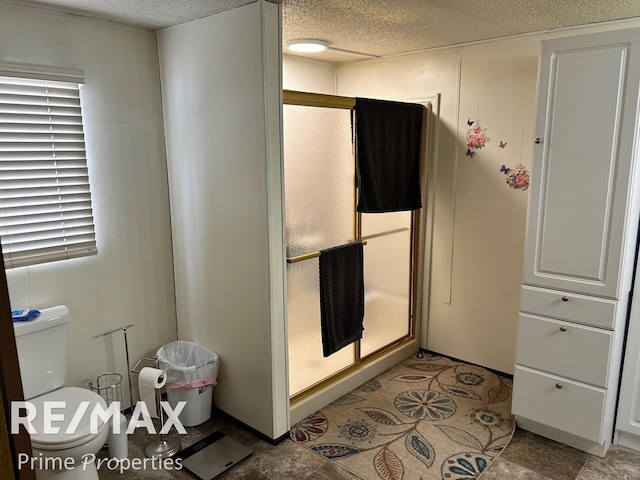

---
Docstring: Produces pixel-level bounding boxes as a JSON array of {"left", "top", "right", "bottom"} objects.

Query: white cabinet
[
  {"left": 513, "top": 28, "right": 640, "bottom": 457},
  {"left": 522, "top": 29, "right": 640, "bottom": 299}
]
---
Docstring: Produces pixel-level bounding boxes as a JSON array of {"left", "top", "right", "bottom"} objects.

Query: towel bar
[
  {"left": 287, "top": 241, "right": 367, "bottom": 264},
  {"left": 360, "top": 227, "right": 410, "bottom": 241}
]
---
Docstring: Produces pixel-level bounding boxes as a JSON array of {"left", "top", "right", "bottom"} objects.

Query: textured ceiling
[
  {"left": 283, "top": 0, "right": 640, "bottom": 62},
  {"left": 4, "top": 0, "right": 640, "bottom": 62},
  {"left": 3, "top": 0, "right": 258, "bottom": 29}
]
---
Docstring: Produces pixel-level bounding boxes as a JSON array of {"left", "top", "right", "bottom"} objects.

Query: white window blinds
[{"left": 0, "top": 75, "right": 97, "bottom": 268}]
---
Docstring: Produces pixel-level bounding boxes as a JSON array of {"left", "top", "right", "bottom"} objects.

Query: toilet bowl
[
  {"left": 28, "top": 387, "right": 109, "bottom": 480},
  {"left": 13, "top": 306, "right": 112, "bottom": 480}
]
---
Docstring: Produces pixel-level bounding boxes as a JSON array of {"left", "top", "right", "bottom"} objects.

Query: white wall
[
  {"left": 338, "top": 19, "right": 640, "bottom": 374},
  {"left": 0, "top": 4, "right": 176, "bottom": 406},
  {"left": 283, "top": 55, "right": 337, "bottom": 94},
  {"left": 158, "top": 1, "right": 288, "bottom": 439}
]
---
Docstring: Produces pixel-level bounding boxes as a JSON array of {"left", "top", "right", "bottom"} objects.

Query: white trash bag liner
[{"left": 156, "top": 340, "right": 219, "bottom": 389}]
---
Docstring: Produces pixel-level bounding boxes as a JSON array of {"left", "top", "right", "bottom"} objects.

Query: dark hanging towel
[
  {"left": 354, "top": 97, "right": 424, "bottom": 213},
  {"left": 319, "top": 242, "right": 365, "bottom": 357}
]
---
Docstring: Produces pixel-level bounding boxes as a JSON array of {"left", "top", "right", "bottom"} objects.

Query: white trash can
[
  {"left": 157, "top": 341, "right": 219, "bottom": 427},
  {"left": 166, "top": 384, "right": 213, "bottom": 427}
]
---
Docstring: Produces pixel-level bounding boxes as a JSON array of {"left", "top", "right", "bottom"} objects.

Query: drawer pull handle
[
  {"left": 534, "top": 137, "right": 542, "bottom": 144},
  {"left": 559, "top": 326, "right": 567, "bottom": 332},
  {"left": 555, "top": 383, "right": 563, "bottom": 389},
  {"left": 561, "top": 296, "right": 569, "bottom": 302}
]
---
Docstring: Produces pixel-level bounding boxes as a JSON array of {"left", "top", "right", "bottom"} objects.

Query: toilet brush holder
[
  {"left": 90, "top": 373, "right": 129, "bottom": 459},
  {"left": 108, "top": 412, "right": 129, "bottom": 460}
]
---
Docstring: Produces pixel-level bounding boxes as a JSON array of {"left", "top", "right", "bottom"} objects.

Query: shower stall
[{"left": 283, "top": 90, "right": 432, "bottom": 408}]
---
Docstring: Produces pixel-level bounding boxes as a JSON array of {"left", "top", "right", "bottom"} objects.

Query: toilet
[{"left": 13, "top": 306, "right": 109, "bottom": 480}]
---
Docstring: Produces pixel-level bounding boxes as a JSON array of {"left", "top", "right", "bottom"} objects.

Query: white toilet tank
[{"left": 13, "top": 305, "right": 70, "bottom": 400}]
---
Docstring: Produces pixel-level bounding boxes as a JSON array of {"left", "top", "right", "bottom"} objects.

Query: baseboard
[
  {"left": 516, "top": 416, "right": 610, "bottom": 457},
  {"left": 420, "top": 348, "right": 514, "bottom": 380},
  {"left": 614, "top": 430, "right": 640, "bottom": 452},
  {"left": 212, "top": 407, "right": 289, "bottom": 446}
]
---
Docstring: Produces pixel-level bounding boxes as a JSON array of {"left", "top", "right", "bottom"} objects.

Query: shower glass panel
[
  {"left": 360, "top": 212, "right": 412, "bottom": 357},
  {"left": 284, "top": 91, "right": 420, "bottom": 399},
  {"left": 283, "top": 104, "right": 355, "bottom": 397}
]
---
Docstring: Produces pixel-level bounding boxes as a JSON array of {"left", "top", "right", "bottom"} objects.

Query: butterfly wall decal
[
  {"left": 499, "top": 141, "right": 507, "bottom": 148},
  {"left": 466, "top": 148, "right": 475, "bottom": 157},
  {"left": 500, "top": 165, "right": 511, "bottom": 174},
  {"left": 467, "top": 118, "right": 474, "bottom": 126}
]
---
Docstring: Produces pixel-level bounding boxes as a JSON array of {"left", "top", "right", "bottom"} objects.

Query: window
[{"left": 0, "top": 65, "right": 97, "bottom": 268}]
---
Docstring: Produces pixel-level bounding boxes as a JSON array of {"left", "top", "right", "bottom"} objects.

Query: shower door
[{"left": 284, "top": 91, "right": 418, "bottom": 399}]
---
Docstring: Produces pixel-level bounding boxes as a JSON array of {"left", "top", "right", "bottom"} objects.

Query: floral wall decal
[
  {"left": 497, "top": 130, "right": 530, "bottom": 191},
  {"left": 465, "top": 117, "right": 529, "bottom": 191},
  {"left": 500, "top": 163, "right": 529, "bottom": 191},
  {"left": 466, "top": 119, "right": 490, "bottom": 157}
]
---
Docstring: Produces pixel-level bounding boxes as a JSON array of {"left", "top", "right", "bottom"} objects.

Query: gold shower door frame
[{"left": 284, "top": 89, "right": 424, "bottom": 404}]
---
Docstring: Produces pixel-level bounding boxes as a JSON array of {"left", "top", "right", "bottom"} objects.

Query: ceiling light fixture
[
  {"left": 287, "top": 39, "right": 380, "bottom": 59},
  {"left": 287, "top": 39, "right": 329, "bottom": 53}
]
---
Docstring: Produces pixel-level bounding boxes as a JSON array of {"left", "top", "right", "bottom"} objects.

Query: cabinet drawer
[
  {"left": 516, "top": 313, "right": 613, "bottom": 388},
  {"left": 520, "top": 285, "right": 618, "bottom": 329},
  {"left": 512, "top": 366, "right": 606, "bottom": 442}
]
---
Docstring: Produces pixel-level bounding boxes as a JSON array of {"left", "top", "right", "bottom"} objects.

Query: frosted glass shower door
[
  {"left": 360, "top": 212, "right": 413, "bottom": 357},
  {"left": 284, "top": 104, "right": 356, "bottom": 397}
]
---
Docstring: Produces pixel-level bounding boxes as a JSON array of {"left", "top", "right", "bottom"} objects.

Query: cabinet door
[{"left": 523, "top": 29, "right": 640, "bottom": 299}]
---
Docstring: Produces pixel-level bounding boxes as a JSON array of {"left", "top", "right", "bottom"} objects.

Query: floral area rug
[{"left": 290, "top": 353, "right": 515, "bottom": 480}]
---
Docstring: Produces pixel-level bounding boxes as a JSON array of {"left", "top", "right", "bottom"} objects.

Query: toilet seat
[{"left": 29, "top": 387, "right": 110, "bottom": 450}]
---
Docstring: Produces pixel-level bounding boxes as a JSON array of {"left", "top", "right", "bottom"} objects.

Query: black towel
[
  {"left": 354, "top": 97, "right": 423, "bottom": 213},
  {"left": 319, "top": 242, "right": 365, "bottom": 357}
]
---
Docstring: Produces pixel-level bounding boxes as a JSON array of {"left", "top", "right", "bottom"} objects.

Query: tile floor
[{"left": 93, "top": 410, "right": 640, "bottom": 480}]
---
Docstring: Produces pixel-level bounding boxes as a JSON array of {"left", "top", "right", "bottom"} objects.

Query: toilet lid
[{"left": 29, "top": 387, "right": 110, "bottom": 449}]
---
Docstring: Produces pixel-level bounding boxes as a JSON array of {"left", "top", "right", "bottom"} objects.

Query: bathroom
[{"left": 2, "top": 1, "right": 640, "bottom": 477}]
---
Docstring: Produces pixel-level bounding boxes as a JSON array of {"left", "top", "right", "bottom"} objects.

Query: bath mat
[{"left": 291, "top": 353, "right": 515, "bottom": 480}]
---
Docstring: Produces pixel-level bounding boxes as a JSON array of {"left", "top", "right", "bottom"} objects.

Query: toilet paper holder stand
[
  {"left": 131, "top": 356, "right": 167, "bottom": 376},
  {"left": 132, "top": 357, "right": 182, "bottom": 458}
]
